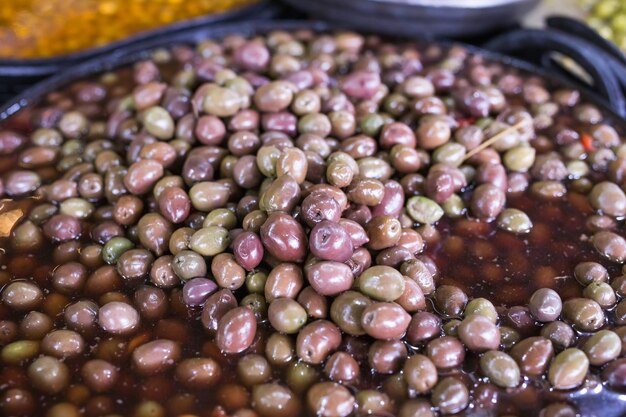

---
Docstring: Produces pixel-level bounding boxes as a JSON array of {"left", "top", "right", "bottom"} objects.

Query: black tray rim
[
  {"left": 278, "top": 4, "right": 521, "bottom": 38},
  {"left": 1, "top": 19, "right": 624, "bottom": 126}
]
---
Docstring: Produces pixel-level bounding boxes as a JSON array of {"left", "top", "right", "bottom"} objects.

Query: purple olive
[{"left": 309, "top": 220, "right": 354, "bottom": 262}]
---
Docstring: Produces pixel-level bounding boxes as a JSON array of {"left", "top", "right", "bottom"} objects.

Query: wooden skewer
[
  {"left": 0, "top": 209, "right": 23, "bottom": 238},
  {"left": 462, "top": 120, "right": 530, "bottom": 162}
]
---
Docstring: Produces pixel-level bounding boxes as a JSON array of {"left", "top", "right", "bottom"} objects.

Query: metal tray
[
  {"left": 0, "top": 18, "right": 625, "bottom": 416},
  {"left": 279, "top": 0, "right": 539, "bottom": 37}
]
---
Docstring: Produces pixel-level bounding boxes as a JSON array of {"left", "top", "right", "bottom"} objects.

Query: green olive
[
  {"left": 102, "top": 237, "right": 135, "bottom": 265},
  {"left": 496, "top": 208, "right": 533, "bottom": 234},
  {"left": 142, "top": 106, "right": 174, "bottom": 140},
  {"left": 464, "top": 298, "right": 498, "bottom": 323},
  {"left": 189, "top": 226, "right": 231, "bottom": 256},
  {"left": 432, "top": 143, "right": 466, "bottom": 167},
  {"left": 442, "top": 194, "right": 465, "bottom": 218},
  {"left": 360, "top": 114, "right": 385, "bottom": 137},
  {"left": 503, "top": 145, "right": 536, "bottom": 172},
  {"left": 479, "top": 351, "right": 520, "bottom": 388},
  {"left": 548, "top": 348, "right": 589, "bottom": 390},
  {"left": 203, "top": 208, "right": 237, "bottom": 229},
  {"left": 406, "top": 196, "right": 444, "bottom": 224},
  {"left": 246, "top": 271, "right": 268, "bottom": 294},
  {"left": 2, "top": 340, "right": 40, "bottom": 365}
]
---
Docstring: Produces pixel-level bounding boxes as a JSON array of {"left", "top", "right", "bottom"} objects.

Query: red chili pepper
[
  {"left": 457, "top": 117, "right": 475, "bottom": 128},
  {"left": 581, "top": 132, "right": 594, "bottom": 152}
]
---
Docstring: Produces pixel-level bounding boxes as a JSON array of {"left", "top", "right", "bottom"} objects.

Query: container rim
[
  {"left": 1, "top": 19, "right": 624, "bottom": 126},
  {"left": 363, "top": 0, "right": 532, "bottom": 8}
]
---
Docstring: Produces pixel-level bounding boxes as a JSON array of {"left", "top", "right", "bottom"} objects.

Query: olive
[
  {"left": 479, "top": 351, "right": 520, "bottom": 388},
  {"left": 357, "top": 265, "right": 405, "bottom": 302},
  {"left": 562, "top": 298, "right": 605, "bottom": 332},
  {"left": 528, "top": 288, "right": 562, "bottom": 322},
  {"left": 403, "top": 354, "right": 437, "bottom": 394},
  {"left": 497, "top": 208, "right": 533, "bottom": 234},
  {"left": 406, "top": 196, "right": 443, "bottom": 224},
  {"left": 431, "top": 377, "right": 469, "bottom": 415},
  {"left": 252, "top": 383, "right": 301, "bottom": 417},
  {"left": 268, "top": 298, "right": 307, "bottom": 334},
  {"left": 306, "top": 382, "right": 355, "bottom": 417},
  {"left": 548, "top": 348, "right": 589, "bottom": 390},
  {"left": 330, "top": 291, "right": 372, "bottom": 336},
  {"left": 582, "top": 330, "right": 621, "bottom": 366},
  {"left": 458, "top": 314, "right": 500, "bottom": 352},
  {"left": 510, "top": 336, "right": 553, "bottom": 377}
]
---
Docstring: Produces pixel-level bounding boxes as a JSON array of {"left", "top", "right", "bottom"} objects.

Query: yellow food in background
[
  {"left": 579, "top": 0, "right": 626, "bottom": 50},
  {"left": 0, "top": 0, "right": 256, "bottom": 59}
]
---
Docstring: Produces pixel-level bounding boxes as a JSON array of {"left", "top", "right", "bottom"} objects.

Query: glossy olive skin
[
  {"left": 458, "top": 315, "right": 501, "bottom": 352},
  {"left": 471, "top": 184, "right": 506, "bottom": 219},
  {"left": 252, "top": 383, "right": 302, "bottom": 417},
  {"left": 562, "top": 298, "right": 605, "bottom": 332},
  {"left": 300, "top": 192, "right": 342, "bottom": 227},
  {"left": 367, "top": 339, "right": 407, "bottom": 375},
  {"left": 308, "top": 220, "right": 354, "bottom": 262},
  {"left": 232, "top": 231, "right": 264, "bottom": 271},
  {"left": 260, "top": 174, "right": 301, "bottom": 213},
  {"left": 296, "top": 320, "right": 341, "bottom": 364},
  {"left": 479, "top": 351, "right": 520, "bottom": 388},
  {"left": 175, "top": 357, "right": 222, "bottom": 389},
  {"left": 157, "top": 187, "right": 190, "bottom": 224},
  {"left": 406, "top": 312, "right": 442, "bottom": 345},
  {"left": 260, "top": 212, "right": 308, "bottom": 263},
  {"left": 305, "top": 261, "right": 354, "bottom": 296},
  {"left": 426, "top": 336, "right": 465, "bottom": 370},
  {"left": 431, "top": 377, "right": 469, "bottom": 415},
  {"left": 268, "top": 298, "right": 307, "bottom": 334},
  {"left": 357, "top": 265, "right": 405, "bottom": 302},
  {"left": 307, "top": 381, "right": 356, "bottom": 417},
  {"left": 510, "top": 336, "right": 554, "bottom": 377},
  {"left": 548, "top": 348, "right": 589, "bottom": 390},
  {"left": 528, "top": 288, "right": 562, "bottom": 322},
  {"left": 137, "top": 213, "right": 172, "bottom": 256},
  {"left": 265, "top": 263, "right": 304, "bottom": 302},
  {"left": 132, "top": 339, "right": 181, "bottom": 375},
  {"left": 371, "top": 180, "right": 405, "bottom": 218},
  {"left": 361, "top": 302, "right": 411, "bottom": 340},
  {"left": 366, "top": 215, "right": 402, "bottom": 250},
  {"left": 583, "top": 330, "right": 621, "bottom": 366},
  {"left": 330, "top": 291, "right": 372, "bottom": 336},
  {"left": 216, "top": 307, "right": 257, "bottom": 354},
  {"left": 201, "top": 289, "right": 237, "bottom": 334},
  {"left": 403, "top": 354, "right": 438, "bottom": 394}
]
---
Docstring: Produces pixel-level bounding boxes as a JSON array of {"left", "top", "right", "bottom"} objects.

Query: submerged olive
[
  {"left": 307, "top": 382, "right": 355, "bottom": 417},
  {"left": 583, "top": 330, "right": 621, "bottom": 366},
  {"left": 548, "top": 348, "right": 589, "bottom": 390},
  {"left": 268, "top": 298, "right": 307, "bottom": 334},
  {"left": 562, "top": 298, "right": 605, "bottom": 331},
  {"left": 497, "top": 208, "right": 533, "bottom": 234},
  {"left": 330, "top": 291, "right": 372, "bottom": 336},
  {"left": 403, "top": 354, "right": 437, "bottom": 394},
  {"left": 479, "top": 351, "right": 520, "bottom": 388}
]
